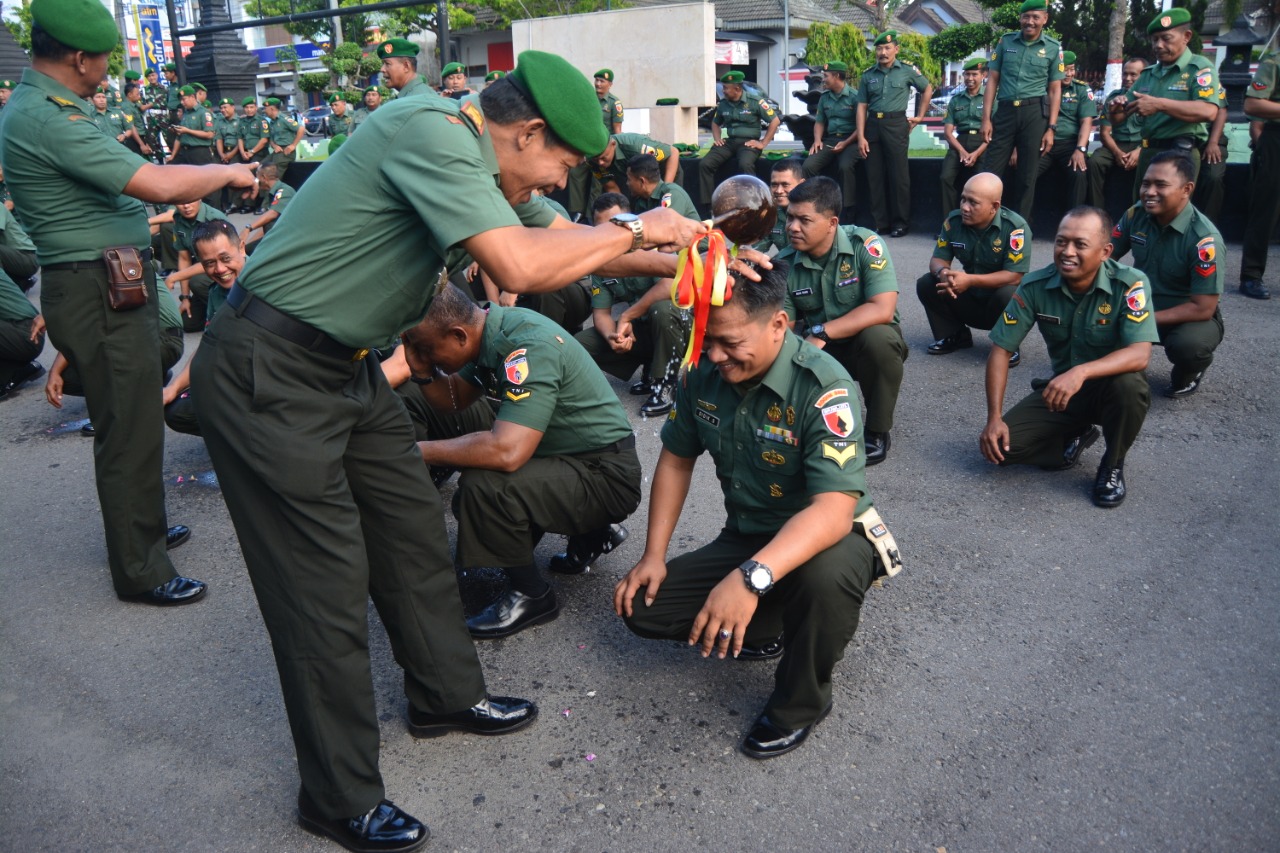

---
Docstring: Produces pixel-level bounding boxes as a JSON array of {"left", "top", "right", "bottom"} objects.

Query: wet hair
[
  {"left": 788, "top": 175, "right": 841, "bottom": 217},
  {"left": 191, "top": 219, "right": 241, "bottom": 252},
  {"left": 1149, "top": 150, "right": 1196, "bottom": 184},
  {"left": 771, "top": 158, "right": 805, "bottom": 180},
  {"left": 729, "top": 258, "right": 789, "bottom": 319},
  {"left": 479, "top": 77, "right": 565, "bottom": 151},
  {"left": 1061, "top": 205, "right": 1114, "bottom": 242},
  {"left": 592, "top": 192, "right": 631, "bottom": 215},
  {"left": 257, "top": 162, "right": 279, "bottom": 181},
  {"left": 626, "top": 153, "right": 662, "bottom": 184},
  {"left": 424, "top": 283, "right": 483, "bottom": 329}
]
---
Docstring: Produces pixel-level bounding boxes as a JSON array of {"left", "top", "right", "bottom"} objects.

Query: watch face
[
  {"left": 749, "top": 566, "right": 771, "bottom": 590},
  {"left": 613, "top": 213, "right": 640, "bottom": 223}
]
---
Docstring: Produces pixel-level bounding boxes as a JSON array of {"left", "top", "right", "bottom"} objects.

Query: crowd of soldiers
[{"left": 0, "top": 0, "right": 1278, "bottom": 848}]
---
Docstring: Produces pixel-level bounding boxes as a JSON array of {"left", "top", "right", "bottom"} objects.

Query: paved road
[{"left": 1, "top": 225, "right": 1277, "bottom": 852}]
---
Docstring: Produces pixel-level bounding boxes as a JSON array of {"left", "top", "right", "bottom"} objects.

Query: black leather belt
[
  {"left": 588, "top": 433, "right": 636, "bottom": 455},
  {"left": 165, "top": 327, "right": 183, "bottom": 339},
  {"left": 870, "top": 110, "right": 906, "bottom": 119},
  {"left": 43, "top": 247, "right": 152, "bottom": 272},
  {"left": 997, "top": 98, "right": 1044, "bottom": 107},
  {"left": 227, "top": 283, "right": 370, "bottom": 361},
  {"left": 1141, "top": 136, "right": 1195, "bottom": 150}
]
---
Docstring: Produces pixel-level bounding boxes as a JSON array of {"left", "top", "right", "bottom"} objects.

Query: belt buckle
[
  {"left": 1141, "top": 139, "right": 1149, "bottom": 148},
  {"left": 1013, "top": 99, "right": 1022, "bottom": 107},
  {"left": 351, "top": 348, "right": 370, "bottom": 362},
  {"left": 876, "top": 112, "right": 885, "bottom": 119}
]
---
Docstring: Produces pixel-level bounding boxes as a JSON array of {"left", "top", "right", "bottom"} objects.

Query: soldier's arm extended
[{"left": 126, "top": 162, "right": 256, "bottom": 203}]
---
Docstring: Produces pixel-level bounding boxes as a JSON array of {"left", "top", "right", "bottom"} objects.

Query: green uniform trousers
[
  {"left": 40, "top": 262, "right": 177, "bottom": 594},
  {"left": 178, "top": 274, "right": 214, "bottom": 333},
  {"left": 1191, "top": 143, "right": 1226, "bottom": 222},
  {"left": 573, "top": 300, "right": 690, "bottom": 385},
  {"left": 0, "top": 316, "right": 43, "bottom": 385},
  {"left": 1086, "top": 141, "right": 1140, "bottom": 208},
  {"left": 163, "top": 389, "right": 199, "bottom": 436},
  {"left": 62, "top": 325, "right": 183, "bottom": 397},
  {"left": 623, "top": 526, "right": 877, "bottom": 730},
  {"left": 1242, "top": 126, "right": 1280, "bottom": 282},
  {"left": 1001, "top": 372, "right": 1150, "bottom": 469},
  {"left": 863, "top": 113, "right": 911, "bottom": 232},
  {"left": 915, "top": 273, "right": 1018, "bottom": 341},
  {"left": 822, "top": 324, "right": 908, "bottom": 434},
  {"left": 265, "top": 150, "right": 296, "bottom": 183},
  {"left": 1035, "top": 137, "right": 1088, "bottom": 210},
  {"left": 699, "top": 139, "right": 763, "bottom": 206},
  {"left": 980, "top": 100, "right": 1047, "bottom": 218},
  {"left": 190, "top": 308, "right": 487, "bottom": 820},
  {"left": 803, "top": 136, "right": 860, "bottom": 209},
  {"left": 1157, "top": 309, "right": 1224, "bottom": 375},
  {"left": 0, "top": 244, "right": 39, "bottom": 283},
  {"left": 516, "top": 281, "right": 592, "bottom": 333},
  {"left": 566, "top": 160, "right": 599, "bottom": 220},
  {"left": 453, "top": 443, "right": 642, "bottom": 570},
  {"left": 940, "top": 133, "right": 984, "bottom": 216},
  {"left": 1135, "top": 145, "right": 1200, "bottom": 199}
]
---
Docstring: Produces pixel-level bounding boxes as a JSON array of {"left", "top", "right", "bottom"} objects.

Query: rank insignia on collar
[
  {"left": 1098, "top": 302, "right": 1112, "bottom": 314},
  {"left": 785, "top": 405, "right": 795, "bottom": 426},
  {"left": 761, "top": 449, "right": 786, "bottom": 465},
  {"left": 821, "top": 439, "right": 858, "bottom": 468},
  {"left": 769, "top": 483, "right": 783, "bottom": 498},
  {"left": 767, "top": 403, "right": 782, "bottom": 422}
]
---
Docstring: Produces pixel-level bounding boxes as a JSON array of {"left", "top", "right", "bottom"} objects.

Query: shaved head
[
  {"left": 965, "top": 172, "right": 1003, "bottom": 204},
  {"left": 959, "top": 171, "right": 1004, "bottom": 230}
]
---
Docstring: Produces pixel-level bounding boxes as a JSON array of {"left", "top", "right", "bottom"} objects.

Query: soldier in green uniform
[
  {"left": 982, "top": 206, "right": 1158, "bottom": 508},
  {"left": 403, "top": 286, "right": 642, "bottom": 639},
  {"left": 213, "top": 97, "right": 240, "bottom": 164},
  {"left": 803, "top": 61, "right": 861, "bottom": 208},
  {"left": 0, "top": 0, "right": 255, "bottom": 603},
  {"left": 592, "top": 131, "right": 682, "bottom": 193},
  {"left": 350, "top": 85, "right": 381, "bottom": 133},
  {"left": 120, "top": 82, "right": 153, "bottom": 157},
  {"left": 1035, "top": 50, "right": 1093, "bottom": 210},
  {"left": 484, "top": 69, "right": 506, "bottom": 87},
  {"left": 1108, "top": 8, "right": 1218, "bottom": 188},
  {"left": 100, "top": 72, "right": 121, "bottom": 108},
  {"left": 263, "top": 96, "right": 304, "bottom": 182},
  {"left": 980, "top": 0, "right": 1066, "bottom": 217},
  {"left": 0, "top": 79, "right": 13, "bottom": 109},
  {"left": 240, "top": 161, "right": 294, "bottom": 254},
  {"left": 856, "top": 31, "right": 932, "bottom": 236},
  {"left": 1088, "top": 57, "right": 1146, "bottom": 207},
  {"left": 0, "top": 267, "right": 45, "bottom": 399},
  {"left": 163, "top": 198, "right": 228, "bottom": 330},
  {"left": 187, "top": 51, "right": 703, "bottom": 848},
  {"left": 234, "top": 97, "right": 270, "bottom": 212},
  {"left": 1110, "top": 152, "right": 1224, "bottom": 397},
  {"left": 615, "top": 261, "right": 898, "bottom": 760},
  {"left": 325, "top": 92, "right": 352, "bottom": 137},
  {"left": 756, "top": 159, "right": 804, "bottom": 253},
  {"left": 377, "top": 37, "right": 430, "bottom": 99},
  {"left": 566, "top": 68, "right": 623, "bottom": 218},
  {"left": 161, "top": 62, "right": 181, "bottom": 111},
  {"left": 595, "top": 68, "right": 623, "bottom": 133},
  {"left": 1190, "top": 83, "right": 1228, "bottom": 221},
  {"left": 167, "top": 84, "right": 220, "bottom": 210},
  {"left": 576, "top": 193, "right": 688, "bottom": 416},
  {"left": 90, "top": 86, "right": 130, "bottom": 141},
  {"left": 698, "top": 70, "right": 780, "bottom": 207},
  {"left": 777, "top": 177, "right": 906, "bottom": 465},
  {"left": 918, "top": 172, "right": 1030, "bottom": 365},
  {"left": 626, "top": 152, "right": 700, "bottom": 220},
  {"left": 1239, "top": 48, "right": 1280, "bottom": 300},
  {"left": 941, "top": 58, "right": 992, "bottom": 216},
  {"left": 440, "top": 61, "right": 474, "bottom": 98},
  {"left": 0, "top": 203, "right": 39, "bottom": 290}
]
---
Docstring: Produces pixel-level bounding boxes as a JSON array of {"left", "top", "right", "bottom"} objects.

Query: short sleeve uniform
[
  {"left": 631, "top": 180, "right": 699, "bottom": 220},
  {"left": 715, "top": 95, "right": 776, "bottom": 139},
  {"left": 779, "top": 225, "right": 899, "bottom": 325},
  {"left": 857, "top": 61, "right": 929, "bottom": 112},
  {"left": 172, "top": 203, "right": 228, "bottom": 254},
  {"left": 1100, "top": 88, "right": 1143, "bottom": 143},
  {"left": 945, "top": 88, "right": 987, "bottom": 132},
  {"left": 239, "top": 114, "right": 270, "bottom": 152},
  {"left": 214, "top": 114, "right": 241, "bottom": 150},
  {"left": 180, "top": 105, "right": 215, "bottom": 146},
  {"left": 1110, "top": 201, "right": 1223, "bottom": 311},
  {"left": 1056, "top": 80, "right": 1097, "bottom": 139},
  {"left": 932, "top": 207, "right": 1031, "bottom": 274},
  {"left": 1125, "top": 50, "right": 1218, "bottom": 143},
  {"left": 989, "top": 31, "right": 1066, "bottom": 100},
  {"left": 589, "top": 275, "right": 656, "bottom": 310},
  {"left": 816, "top": 87, "right": 858, "bottom": 137},
  {"left": 600, "top": 93, "right": 623, "bottom": 130}
]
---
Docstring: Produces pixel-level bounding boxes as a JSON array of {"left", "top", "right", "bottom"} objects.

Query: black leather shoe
[
  {"left": 629, "top": 376, "right": 654, "bottom": 396},
  {"left": 407, "top": 695, "right": 538, "bottom": 738},
  {"left": 1239, "top": 279, "right": 1271, "bottom": 300},
  {"left": 639, "top": 385, "right": 673, "bottom": 416},
  {"left": 429, "top": 466, "right": 456, "bottom": 489},
  {"left": 741, "top": 704, "right": 831, "bottom": 760},
  {"left": 1008, "top": 349, "right": 1021, "bottom": 368},
  {"left": 81, "top": 422, "right": 96, "bottom": 436},
  {"left": 926, "top": 331, "right": 973, "bottom": 355},
  {"left": 117, "top": 575, "right": 207, "bottom": 606},
  {"left": 297, "top": 793, "right": 429, "bottom": 853},
  {"left": 466, "top": 588, "right": 559, "bottom": 639},
  {"left": 1042, "top": 424, "right": 1100, "bottom": 471},
  {"left": 1093, "top": 463, "right": 1126, "bottom": 508},
  {"left": 0, "top": 361, "right": 45, "bottom": 399},
  {"left": 1164, "top": 369, "right": 1204, "bottom": 399},
  {"left": 738, "top": 636, "right": 784, "bottom": 661},
  {"left": 166, "top": 525, "right": 191, "bottom": 550},
  {"left": 864, "top": 431, "right": 890, "bottom": 466},
  {"left": 888, "top": 226, "right": 909, "bottom": 237},
  {"left": 548, "top": 523, "right": 627, "bottom": 574}
]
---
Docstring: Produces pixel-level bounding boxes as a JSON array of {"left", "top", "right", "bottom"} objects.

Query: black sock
[{"left": 505, "top": 564, "right": 549, "bottom": 597}]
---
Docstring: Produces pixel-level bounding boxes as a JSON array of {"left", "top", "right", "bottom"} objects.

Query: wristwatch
[
  {"left": 1076, "top": 145, "right": 1088, "bottom": 153},
  {"left": 1047, "top": 123, "right": 1058, "bottom": 132},
  {"left": 740, "top": 560, "right": 775, "bottom": 595},
  {"left": 809, "top": 323, "right": 831, "bottom": 343},
  {"left": 610, "top": 212, "right": 644, "bottom": 253}
]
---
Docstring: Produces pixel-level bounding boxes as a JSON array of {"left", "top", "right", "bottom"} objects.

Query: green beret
[
  {"left": 327, "top": 92, "right": 344, "bottom": 103},
  {"left": 509, "top": 50, "right": 609, "bottom": 157},
  {"left": 218, "top": 97, "right": 234, "bottom": 106},
  {"left": 822, "top": 61, "right": 848, "bottom": 73},
  {"left": 1061, "top": 50, "right": 1077, "bottom": 65},
  {"left": 655, "top": 97, "right": 680, "bottom": 105},
  {"left": 162, "top": 62, "right": 176, "bottom": 71},
  {"left": 124, "top": 70, "right": 141, "bottom": 80},
  {"left": 720, "top": 71, "right": 745, "bottom": 84},
  {"left": 484, "top": 70, "right": 506, "bottom": 82},
  {"left": 1147, "top": 7, "right": 1191, "bottom": 33},
  {"left": 178, "top": 85, "right": 195, "bottom": 96},
  {"left": 1019, "top": 0, "right": 1047, "bottom": 12},
  {"left": 874, "top": 30, "right": 899, "bottom": 46},
  {"left": 30, "top": 0, "right": 119, "bottom": 53},
  {"left": 192, "top": 82, "right": 207, "bottom": 92},
  {"left": 963, "top": 58, "right": 988, "bottom": 71},
  {"left": 0, "top": 80, "right": 14, "bottom": 90},
  {"left": 364, "top": 85, "right": 380, "bottom": 94},
  {"left": 241, "top": 97, "right": 256, "bottom": 107},
  {"left": 328, "top": 134, "right": 347, "bottom": 155},
  {"left": 594, "top": 69, "right": 614, "bottom": 81},
  {"left": 94, "top": 86, "right": 108, "bottom": 95},
  {"left": 376, "top": 38, "right": 418, "bottom": 59},
  {"left": 441, "top": 62, "right": 465, "bottom": 78},
  {"left": 264, "top": 97, "right": 282, "bottom": 107}
]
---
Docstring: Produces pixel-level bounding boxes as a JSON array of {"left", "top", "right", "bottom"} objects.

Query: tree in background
[
  {"left": 6, "top": 0, "right": 125, "bottom": 74},
  {"left": 803, "top": 22, "right": 872, "bottom": 72}
]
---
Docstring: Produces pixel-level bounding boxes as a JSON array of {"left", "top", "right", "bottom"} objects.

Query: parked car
[
  {"left": 927, "top": 84, "right": 965, "bottom": 117},
  {"left": 698, "top": 80, "right": 776, "bottom": 130},
  {"left": 302, "top": 104, "right": 332, "bottom": 136}
]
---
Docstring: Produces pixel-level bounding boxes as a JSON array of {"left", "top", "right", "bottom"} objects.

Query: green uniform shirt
[
  {"left": 990, "top": 259, "right": 1160, "bottom": 375},
  {"left": 350, "top": 107, "right": 374, "bottom": 132},
  {"left": 238, "top": 96, "right": 557, "bottom": 348},
  {"left": 120, "top": 99, "right": 145, "bottom": 131},
  {"left": 0, "top": 205, "right": 37, "bottom": 253},
  {"left": 779, "top": 225, "right": 900, "bottom": 326},
  {"left": 214, "top": 114, "right": 241, "bottom": 150},
  {"left": 1125, "top": 49, "right": 1218, "bottom": 143},
  {"left": 594, "top": 132, "right": 676, "bottom": 186},
  {"left": 396, "top": 76, "right": 431, "bottom": 100},
  {"left": 0, "top": 268, "right": 37, "bottom": 322},
  {"left": 327, "top": 110, "right": 353, "bottom": 137},
  {"left": 815, "top": 85, "right": 859, "bottom": 137},
  {"left": 0, "top": 69, "right": 150, "bottom": 264},
  {"left": 589, "top": 274, "right": 657, "bottom": 310},
  {"left": 858, "top": 60, "right": 929, "bottom": 113},
  {"left": 600, "top": 92, "right": 623, "bottom": 131},
  {"left": 238, "top": 113, "right": 271, "bottom": 153},
  {"left": 268, "top": 113, "right": 301, "bottom": 148},
  {"left": 264, "top": 181, "right": 295, "bottom": 233},
  {"left": 1245, "top": 53, "right": 1280, "bottom": 125},
  {"left": 458, "top": 304, "right": 633, "bottom": 456},
  {"left": 753, "top": 215, "right": 789, "bottom": 253},
  {"left": 1056, "top": 79, "right": 1097, "bottom": 139},
  {"left": 164, "top": 83, "right": 182, "bottom": 111},
  {"left": 157, "top": 280, "right": 182, "bottom": 330},
  {"left": 180, "top": 104, "right": 214, "bottom": 147},
  {"left": 631, "top": 180, "right": 699, "bottom": 220},
  {"left": 105, "top": 85, "right": 122, "bottom": 110},
  {"left": 172, "top": 203, "right": 228, "bottom": 255},
  {"left": 1110, "top": 201, "right": 1223, "bottom": 312},
  {"left": 989, "top": 30, "right": 1066, "bottom": 100},
  {"left": 714, "top": 94, "right": 777, "bottom": 140},
  {"left": 1100, "top": 88, "right": 1143, "bottom": 143},
  {"left": 92, "top": 107, "right": 128, "bottom": 138},
  {"left": 933, "top": 207, "right": 1032, "bottom": 274},
  {"left": 662, "top": 331, "right": 873, "bottom": 534},
  {"left": 944, "top": 87, "right": 987, "bottom": 132}
]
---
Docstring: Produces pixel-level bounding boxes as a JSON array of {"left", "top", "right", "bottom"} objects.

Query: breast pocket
[
  {"left": 790, "top": 287, "right": 824, "bottom": 318},
  {"left": 1084, "top": 320, "right": 1118, "bottom": 348},
  {"left": 832, "top": 278, "right": 863, "bottom": 308},
  {"left": 750, "top": 437, "right": 803, "bottom": 478}
]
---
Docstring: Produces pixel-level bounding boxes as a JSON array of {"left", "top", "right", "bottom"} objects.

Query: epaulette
[
  {"left": 793, "top": 343, "right": 846, "bottom": 386},
  {"left": 47, "top": 95, "right": 80, "bottom": 109},
  {"left": 1021, "top": 263, "right": 1057, "bottom": 285}
]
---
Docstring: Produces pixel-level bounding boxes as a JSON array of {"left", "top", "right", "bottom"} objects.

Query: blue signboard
[{"left": 134, "top": 4, "right": 167, "bottom": 73}]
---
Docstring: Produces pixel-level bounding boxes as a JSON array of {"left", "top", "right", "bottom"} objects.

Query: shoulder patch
[
  {"left": 814, "top": 388, "right": 849, "bottom": 408},
  {"left": 460, "top": 99, "right": 485, "bottom": 135},
  {"left": 1009, "top": 229, "right": 1024, "bottom": 253},
  {"left": 1124, "top": 279, "right": 1149, "bottom": 321},
  {"left": 503, "top": 348, "right": 529, "bottom": 385}
]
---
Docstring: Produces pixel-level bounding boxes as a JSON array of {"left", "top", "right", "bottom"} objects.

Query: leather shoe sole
[
  {"left": 466, "top": 588, "right": 559, "bottom": 639},
  {"left": 741, "top": 703, "right": 832, "bottom": 760},
  {"left": 549, "top": 524, "right": 627, "bottom": 575},
  {"left": 407, "top": 695, "right": 538, "bottom": 738},
  {"left": 166, "top": 524, "right": 191, "bottom": 550},
  {"left": 117, "top": 575, "right": 207, "bottom": 606},
  {"left": 1164, "top": 370, "right": 1204, "bottom": 399},
  {"left": 297, "top": 793, "right": 429, "bottom": 853}
]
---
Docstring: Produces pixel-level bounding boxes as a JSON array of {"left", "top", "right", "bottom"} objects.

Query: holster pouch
[
  {"left": 1041, "top": 95, "right": 1049, "bottom": 119},
  {"left": 102, "top": 246, "right": 148, "bottom": 311},
  {"left": 854, "top": 506, "right": 903, "bottom": 588}
]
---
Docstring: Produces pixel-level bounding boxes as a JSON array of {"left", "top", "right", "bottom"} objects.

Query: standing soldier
[
  {"left": 325, "top": 92, "right": 352, "bottom": 137},
  {"left": 236, "top": 97, "right": 270, "bottom": 213},
  {"left": 0, "top": 79, "right": 14, "bottom": 108},
  {"left": 377, "top": 38, "right": 430, "bottom": 99},
  {"left": 89, "top": 86, "right": 131, "bottom": 144},
  {"left": 167, "top": 84, "right": 220, "bottom": 209},
  {"left": 1239, "top": 46, "right": 1280, "bottom": 300},
  {"left": 856, "top": 31, "right": 932, "bottom": 237},
  {"left": 440, "top": 61, "right": 474, "bottom": 97},
  {"left": 1190, "top": 83, "right": 1228, "bottom": 221},
  {"left": 1034, "top": 49, "right": 1094, "bottom": 211},
  {"left": 940, "top": 58, "right": 991, "bottom": 217},
  {"left": 213, "top": 98, "right": 241, "bottom": 213},
  {"left": 595, "top": 68, "right": 624, "bottom": 133},
  {"left": 698, "top": 70, "right": 779, "bottom": 208},
  {"left": 350, "top": 85, "right": 381, "bottom": 133},
  {"left": 1108, "top": 8, "right": 1218, "bottom": 188},
  {"left": 979, "top": 0, "right": 1065, "bottom": 217},
  {"left": 142, "top": 68, "right": 163, "bottom": 107},
  {"left": 263, "top": 96, "right": 304, "bottom": 182},
  {"left": 802, "top": 61, "right": 860, "bottom": 216},
  {"left": 1088, "top": 57, "right": 1145, "bottom": 208}
]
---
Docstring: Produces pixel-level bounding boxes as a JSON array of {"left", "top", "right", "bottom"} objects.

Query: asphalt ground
[{"left": 1, "top": 220, "right": 1277, "bottom": 852}]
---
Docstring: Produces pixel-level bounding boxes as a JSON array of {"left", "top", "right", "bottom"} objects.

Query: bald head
[{"left": 959, "top": 171, "right": 1003, "bottom": 230}]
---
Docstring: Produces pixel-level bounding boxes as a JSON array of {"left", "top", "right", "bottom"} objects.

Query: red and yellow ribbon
[{"left": 671, "top": 229, "right": 732, "bottom": 369}]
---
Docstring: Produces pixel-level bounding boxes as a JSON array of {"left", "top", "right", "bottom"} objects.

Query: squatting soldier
[
  {"left": 1239, "top": 47, "right": 1280, "bottom": 300},
  {"left": 592, "top": 131, "right": 682, "bottom": 194},
  {"left": 940, "top": 58, "right": 992, "bottom": 216},
  {"left": 757, "top": 158, "right": 805, "bottom": 253},
  {"left": 626, "top": 153, "right": 699, "bottom": 220},
  {"left": 1088, "top": 57, "right": 1146, "bottom": 207},
  {"left": 698, "top": 70, "right": 779, "bottom": 207},
  {"left": 803, "top": 61, "right": 860, "bottom": 211}
]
